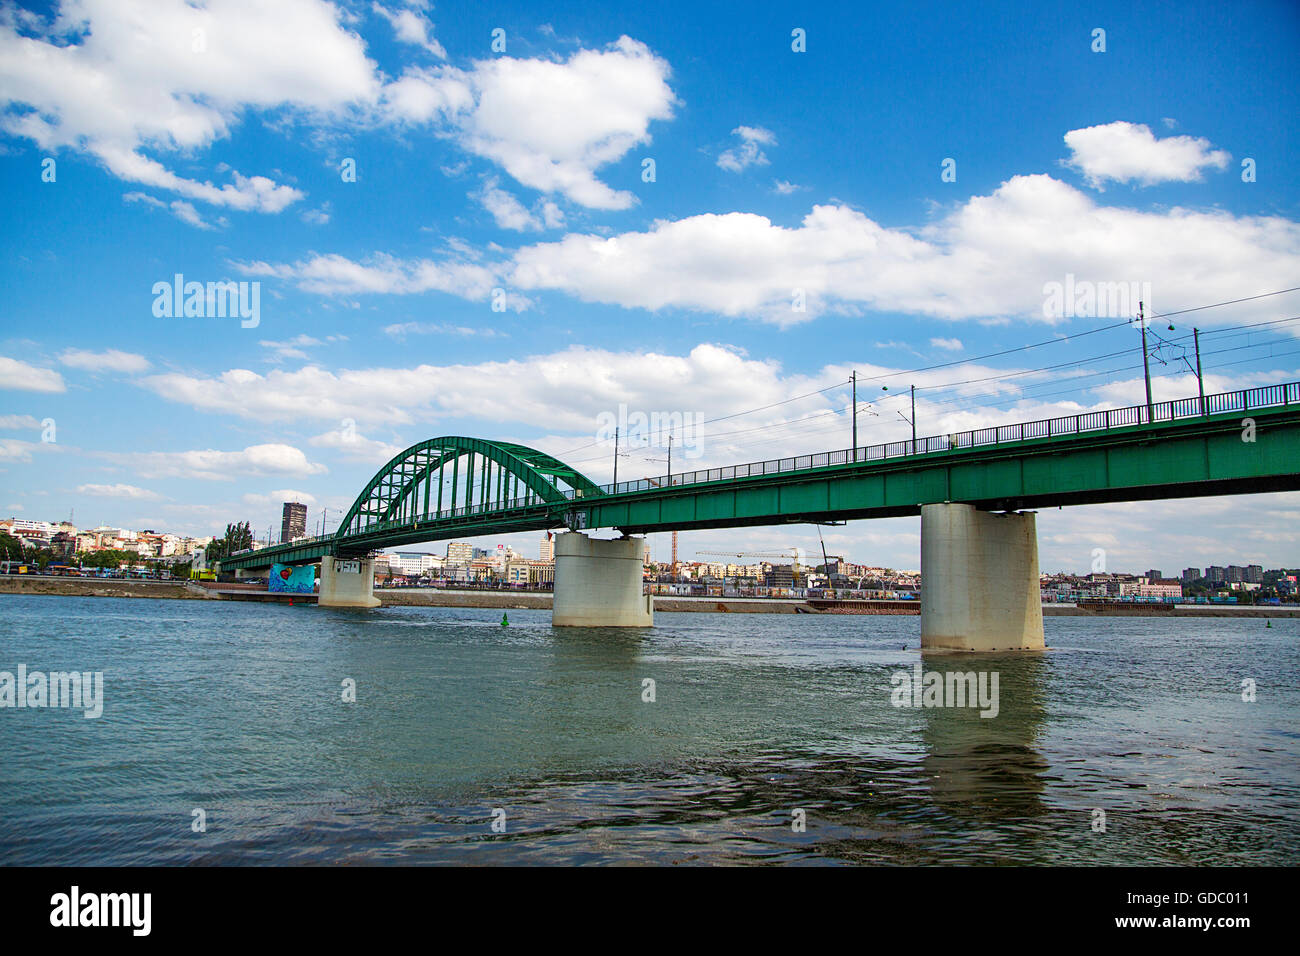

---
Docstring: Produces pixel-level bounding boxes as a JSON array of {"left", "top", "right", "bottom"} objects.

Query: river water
[{"left": 1, "top": 594, "right": 1296, "bottom": 865}]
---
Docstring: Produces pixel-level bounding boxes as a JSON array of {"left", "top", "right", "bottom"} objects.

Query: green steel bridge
[{"left": 220, "top": 381, "right": 1300, "bottom": 573}]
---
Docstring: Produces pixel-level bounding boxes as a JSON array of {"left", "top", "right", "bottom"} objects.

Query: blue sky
[{"left": 1, "top": 0, "right": 1298, "bottom": 571}]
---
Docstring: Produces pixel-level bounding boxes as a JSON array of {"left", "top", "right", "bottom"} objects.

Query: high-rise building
[
  {"left": 445, "top": 541, "right": 473, "bottom": 567},
  {"left": 1245, "top": 565, "right": 1263, "bottom": 584},
  {"left": 280, "top": 502, "right": 307, "bottom": 543},
  {"left": 539, "top": 534, "right": 554, "bottom": 561},
  {"left": 1145, "top": 569, "right": 1163, "bottom": 582},
  {"left": 1181, "top": 567, "right": 1202, "bottom": 584},
  {"left": 1206, "top": 566, "right": 1226, "bottom": 584}
]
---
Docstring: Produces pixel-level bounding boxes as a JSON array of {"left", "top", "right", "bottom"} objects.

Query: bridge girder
[{"left": 335, "top": 436, "right": 604, "bottom": 543}]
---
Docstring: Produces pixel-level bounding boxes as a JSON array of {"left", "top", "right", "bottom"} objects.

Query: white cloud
[
  {"left": 0, "top": 438, "right": 37, "bottom": 462},
  {"left": 0, "top": 356, "right": 65, "bottom": 392},
  {"left": 930, "top": 337, "right": 963, "bottom": 351},
  {"left": 0, "top": 414, "right": 42, "bottom": 430},
  {"left": 717, "top": 125, "right": 775, "bottom": 172},
  {"left": 59, "top": 348, "right": 151, "bottom": 373},
  {"left": 301, "top": 202, "right": 332, "bottom": 225},
  {"left": 76, "top": 483, "right": 161, "bottom": 499},
  {"left": 475, "top": 177, "right": 543, "bottom": 231},
  {"left": 258, "top": 334, "right": 345, "bottom": 362},
  {"left": 772, "top": 179, "right": 803, "bottom": 195},
  {"left": 381, "top": 36, "right": 676, "bottom": 209},
  {"left": 1062, "top": 121, "right": 1231, "bottom": 188},
  {"left": 309, "top": 426, "right": 405, "bottom": 464},
  {"left": 0, "top": 0, "right": 380, "bottom": 211},
  {"left": 507, "top": 173, "right": 1300, "bottom": 324},
  {"left": 102, "top": 443, "right": 328, "bottom": 481},
  {"left": 372, "top": 2, "right": 445, "bottom": 59},
  {"left": 235, "top": 252, "right": 503, "bottom": 301}
]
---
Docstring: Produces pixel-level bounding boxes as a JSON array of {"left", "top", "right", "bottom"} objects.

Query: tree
[
  {"left": 206, "top": 521, "right": 253, "bottom": 563},
  {"left": 0, "top": 532, "right": 23, "bottom": 561}
]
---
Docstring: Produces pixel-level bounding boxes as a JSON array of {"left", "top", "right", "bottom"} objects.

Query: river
[{"left": 1, "top": 594, "right": 1296, "bottom": 865}]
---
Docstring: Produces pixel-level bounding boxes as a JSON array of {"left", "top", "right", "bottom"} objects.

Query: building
[
  {"left": 1120, "top": 580, "right": 1183, "bottom": 599},
  {"left": 1181, "top": 567, "right": 1201, "bottom": 584},
  {"left": 1145, "top": 569, "right": 1163, "bottom": 582},
  {"left": 539, "top": 534, "right": 554, "bottom": 561},
  {"left": 445, "top": 541, "right": 473, "bottom": 566},
  {"left": 1206, "top": 566, "right": 1226, "bottom": 584},
  {"left": 765, "top": 564, "right": 794, "bottom": 588},
  {"left": 281, "top": 502, "right": 307, "bottom": 543},
  {"left": 506, "top": 560, "right": 531, "bottom": 585}
]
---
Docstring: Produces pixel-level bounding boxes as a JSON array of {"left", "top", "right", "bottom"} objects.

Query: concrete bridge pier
[
  {"left": 318, "top": 556, "right": 381, "bottom": 608},
  {"left": 552, "top": 532, "right": 654, "bottom": 627},
  {"left": 920, "top": 503, "right": 1044, "bottom": 652}
]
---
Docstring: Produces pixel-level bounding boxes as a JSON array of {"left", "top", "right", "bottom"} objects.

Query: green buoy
[
  {"left": 1266, "top": 620, "right": 1272, "bottom": 628},
  {"left": 501, "top": 613, "right": 509, "bottom": 627}
]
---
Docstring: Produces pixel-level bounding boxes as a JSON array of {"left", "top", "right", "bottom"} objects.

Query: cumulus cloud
[
  {"left": 717, "top": 125, "right": 775, "bottom": 172},
  {"left": 1062, "top": 121, "right": 1231, "bottom": 188},
  {"left": 381, "top": 36, "right": 676, "bottom": 209},
  {"left": 0, "top": 356, "right": 65, "bottom": 392},
  {"left": 101, "top": 443, "right": 328, "bottom": 481},
  {"left": 372, "top": 2, "right": 446, "bottom": 58},
  {"left": 0, "top": 0, "right": 379, "bottom": 211},
  {"left": 507, "top": 173, "right": 1300, "bottom": 324},
  {"left": 58, "top": 348, "right": 151, "bottom": 373}
]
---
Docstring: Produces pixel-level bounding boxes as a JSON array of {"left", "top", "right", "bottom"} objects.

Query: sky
[{"left": 1, "top": 0, "right": 1298, "bottom": 573}]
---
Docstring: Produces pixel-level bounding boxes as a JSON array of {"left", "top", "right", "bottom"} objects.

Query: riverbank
[{"left": 3, "top": 576, "right": 1297, "bottom": 616}]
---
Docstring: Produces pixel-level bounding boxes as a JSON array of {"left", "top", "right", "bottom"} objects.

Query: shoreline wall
[{"left": 2, "top": 577, "right": 1297, "bottom": 617}]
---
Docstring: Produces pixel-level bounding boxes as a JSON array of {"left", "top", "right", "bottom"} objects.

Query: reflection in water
[{"left": 920, "top": 652, "right": 1049, "bottom": 822}]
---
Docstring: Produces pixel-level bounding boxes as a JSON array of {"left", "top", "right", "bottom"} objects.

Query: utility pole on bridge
[{"left": 1138, "top": 301, "right": 1154, "bottom": 423}]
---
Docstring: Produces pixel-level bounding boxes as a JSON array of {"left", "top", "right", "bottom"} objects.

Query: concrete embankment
[
  {"left": 0, "top": 576, "right": 202, "bottom": 600},
  {"left": 4, "top": 578, "right": 1297, "bottom": 617}
]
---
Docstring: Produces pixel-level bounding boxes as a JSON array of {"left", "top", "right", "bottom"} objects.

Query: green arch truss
[{"left": 336, "top": 436, "right": 605, "bottom": 539}]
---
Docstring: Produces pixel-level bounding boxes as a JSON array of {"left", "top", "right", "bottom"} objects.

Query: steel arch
[{"left": 336, "top": 436, "right": 604, "bottom": 539}]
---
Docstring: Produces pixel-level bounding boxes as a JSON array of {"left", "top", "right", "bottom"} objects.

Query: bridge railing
[{"left": 312, "top": 378, "right": 1299, "bottom": 541}]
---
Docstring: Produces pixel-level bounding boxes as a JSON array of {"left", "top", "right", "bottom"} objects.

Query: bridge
[{"left": 220, "top": 381, "right": 1300, "bottom": 650}]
